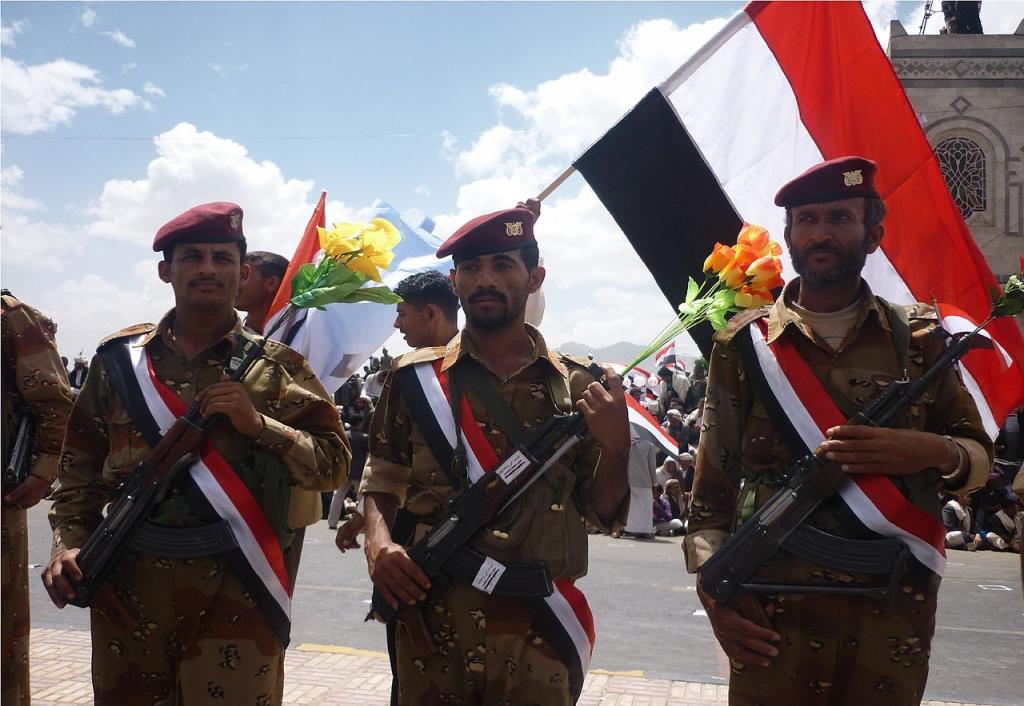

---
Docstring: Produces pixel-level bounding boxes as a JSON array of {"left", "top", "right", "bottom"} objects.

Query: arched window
[{"left": 934, "top": 136, "right": 987, "bottom": 218}]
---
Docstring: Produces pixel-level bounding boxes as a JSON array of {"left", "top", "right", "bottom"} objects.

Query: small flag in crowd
[
  {"left": 573, "top": 0, "right": 1024, "bottom": 435},
  {"left": 654, "top": 341, "right": 683, "bottom": 374}
]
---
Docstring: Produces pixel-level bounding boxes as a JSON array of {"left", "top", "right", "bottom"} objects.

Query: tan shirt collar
[
  {"left": 440, "top": 323, "right": 567, "bottom": 379},
  {"left": 767, "top": 278, "right": 892, "bottom": 345},
  {"left": 137, "top": 308, "right": 246, "bottom": 351}
]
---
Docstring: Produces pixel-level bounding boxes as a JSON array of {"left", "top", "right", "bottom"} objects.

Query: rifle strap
[{"left": 450, "top": 360, "right": 529, "bottom": 447}]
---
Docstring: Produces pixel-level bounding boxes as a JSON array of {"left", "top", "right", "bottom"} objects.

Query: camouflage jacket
[
  {"left": 50, "top": 309, "right": 350, "bottom": 552},
  {"left": 360, "top": 324, "right": 623, "bottom": 581},
  {"left": 1, "top": 293, "right": 74, "bottom": 483},
  {"left": 684, "top": 279, "right": 993, "bottom": 576}
]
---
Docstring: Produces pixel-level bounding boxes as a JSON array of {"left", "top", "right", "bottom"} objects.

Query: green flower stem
[{"left": 621, "top": 277, "right": 726, "bottom": 375}]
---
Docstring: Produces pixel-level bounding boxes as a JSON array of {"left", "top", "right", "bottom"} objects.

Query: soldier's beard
[
  {"left": 791, "top": 237, "right": 868, "bottom": 291},
  {"left": 464, "top": 289, "right": 528, "bottom": 331}
]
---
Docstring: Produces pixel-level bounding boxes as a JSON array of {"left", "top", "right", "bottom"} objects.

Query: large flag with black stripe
[{"left": 574, "top": 0, "right": 1024, "bottom": 437}]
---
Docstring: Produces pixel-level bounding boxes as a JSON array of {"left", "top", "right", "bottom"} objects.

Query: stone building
[{"left": 888, "top": 18, "right": 1024, "bottom": 280}]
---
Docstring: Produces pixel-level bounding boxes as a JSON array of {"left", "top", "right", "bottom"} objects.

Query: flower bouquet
[
  {"left": 263, "top": 217, "right": 404, "bottom": 341},
  {"left": 623, "top": 223, "right": 784, "bottom": 374}
]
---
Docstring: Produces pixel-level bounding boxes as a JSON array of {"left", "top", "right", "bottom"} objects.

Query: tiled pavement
[{"left": 28, "top": 627, "right": 990, "bottom": 706}]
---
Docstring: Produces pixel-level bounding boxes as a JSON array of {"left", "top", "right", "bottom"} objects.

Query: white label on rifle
[
  {"left": 472, "top": 556, "right": 507, "bottom": 595},
  {"left": 496, "top": 450, "right": 531, "bottom": 484}
]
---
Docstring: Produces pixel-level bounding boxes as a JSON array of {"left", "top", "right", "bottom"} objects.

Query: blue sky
[{"left": 3, "top": 1, "right": 1020, "bottom": 362}]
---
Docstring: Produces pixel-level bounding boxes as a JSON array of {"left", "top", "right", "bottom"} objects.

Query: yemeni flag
[
  {"left": 626, "top": 394, "right": 679, "bottom": 459},
  {"left": 574, "top": 1, "right": 1024, "bottom": 438},
  {"left": 264, "top": 192, "right": 447, "bottom": 392},
  {"left": 655, "top": 341, "right": 682, "bottom": 374}
]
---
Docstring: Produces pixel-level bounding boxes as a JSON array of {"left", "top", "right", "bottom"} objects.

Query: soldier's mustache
[
  {"left": 190, "top": 278, "right": 222, "bottom": 287},
  {"left": 469, "top": 291, "right": 506, "bottom": 304}
]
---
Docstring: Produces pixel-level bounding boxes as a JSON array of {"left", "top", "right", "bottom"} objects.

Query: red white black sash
[
  {"left": 401, "top": 360, "right": 596, "bottom": 701},
  {"left": 125, "top": 337, "right": 293, "bottom": 644},
  {"left": 743, "top": 320, "right": 946, "bottom": 577}
]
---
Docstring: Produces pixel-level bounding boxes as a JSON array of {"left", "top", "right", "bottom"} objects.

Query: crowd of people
[{"left": 3, "top": 155, "right": 1024, "bottom": 706}]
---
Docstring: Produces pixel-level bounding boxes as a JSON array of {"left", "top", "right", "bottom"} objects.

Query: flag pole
[{"left": 534, "top": 164, "right": 577, "bottom": 202}]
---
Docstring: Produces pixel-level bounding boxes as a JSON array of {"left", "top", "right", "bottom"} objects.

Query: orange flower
[
  {"left": 747, "top": 255, "right": 784, "bottom": 289},
  {"left": 703, "top": 242, "right": 735, "bottom": 274},
  {"left": 734, "top": 285, "right": 774, "bottom": 309},
  {"left": 737, "top": 223, "right": 772, "bottom": 257},
  {"left": 719, "top": 243, "right": 759, "bottom": 289}
]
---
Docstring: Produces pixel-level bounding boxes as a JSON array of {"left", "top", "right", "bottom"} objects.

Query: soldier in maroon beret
[
  {"left": 45, "top": 202, "right": 349, "bottom": 704},
  {"left": 361, "top": 199, "right": 630, "bottom": 704},
  {"left": 688, "top": 155, "right": 993, "bottom": 706}
]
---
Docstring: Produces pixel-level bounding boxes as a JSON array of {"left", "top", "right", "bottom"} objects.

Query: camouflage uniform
[
  {"left": 1, "top": 293, "right": 74, "bottom": 706},
  {"left": 685, "top": 280, "right": 993, "bottom": 706},
  {"left": 362, "top": 326, "right": 622, "bottom": 706},
  {"left": 50, "top": 310, "right": 349, "bottom": 706}
]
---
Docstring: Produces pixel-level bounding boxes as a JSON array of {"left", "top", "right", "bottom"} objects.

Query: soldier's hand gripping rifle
[
  {"left": 3, "top": 406, "right": 35, "bottom": 493},
  {"left": 367, "top": 365, "right": 611, "bottom": 645},
  {"left": 699, "top": 279, "right": 1024, "bottom": 604},
  {"left": 67, "top": 337, "right": 271, "bottom": 609}
]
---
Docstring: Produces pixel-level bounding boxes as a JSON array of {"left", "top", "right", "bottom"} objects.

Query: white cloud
[
  {"left": 434, "top": 16, "right": 730, "bottom": 346},
  {"left": 80, "top": 8, "right": 99, "bottom": 28},
  {"left": 413, "top": 185, "right": 431, "bottom": 198},
  {"left": 142, "top": 81, "right": 165, "bottom": 97},
  {"left": 1, "top": 19, "right": 29, "bottom": 47},
  {"left": 85, "top": 122, "right": 357, "bottom": 253},
  {"left": 209, "top": 62, "right": 249, "bottom": 77},
  {"left": 1, "top": 57, "right": 146, "bottom": 134},
  {"left": 1, "top": 165, "right": 45, "bottom": 212},
  {"left": 101, "top": 30, "right": 136, "bottom": 48},
  {"left": 122, "top": 62, "right": 138, "bottom": 72}
]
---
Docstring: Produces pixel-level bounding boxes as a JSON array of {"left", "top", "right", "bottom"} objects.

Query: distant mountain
[{"left": 555, "top": 340, "right": 700, "bottom": 373}]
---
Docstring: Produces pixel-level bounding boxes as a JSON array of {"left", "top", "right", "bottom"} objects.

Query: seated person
[{"left": 653, "top": 484, "right": 684, "bottom": 537}]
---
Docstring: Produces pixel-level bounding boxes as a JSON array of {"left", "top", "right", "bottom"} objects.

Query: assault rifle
[
  {"left": 699, "top": 321, "right": 995, "bottom": 604},
  {"left": 368, "top": 365, "right": 610, "bottom": 637},
  {"left": 3, "top": 406, "right": 35, "bottom": 493},
  {"left": 67, "top": 337, "right": 270, "bottom": 608}
]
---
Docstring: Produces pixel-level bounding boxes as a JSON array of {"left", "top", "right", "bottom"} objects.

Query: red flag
[{"left": 264, "top": 191, "right": 327, "bottom": 333}]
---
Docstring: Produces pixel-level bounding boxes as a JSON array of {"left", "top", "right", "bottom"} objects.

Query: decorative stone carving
[{"left": 934, "top": 136, "right": 987, "bottom": 218}]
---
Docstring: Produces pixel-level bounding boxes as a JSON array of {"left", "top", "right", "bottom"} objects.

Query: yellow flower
[
  {"left": 703, "top": 243, "right": 735, "bottom": 274},
  {"left": 746, "top": 255, "right": 784, "bottom": 289},
  {"left": 734, "top": 285, "right": 774, "bottom": 309},
  {"left": 350, "top": 218, "right": 401, "bottom": 283},
  {"left": 318, "top": 223, "right": 361, "bottom": 259}
]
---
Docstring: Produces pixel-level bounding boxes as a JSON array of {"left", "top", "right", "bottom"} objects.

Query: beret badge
[
  {"left": 843, "top": 169, "right": 863, "bottom": 187},
  {"left": 505, "top": 221, "right": 523, "bottom": 238},
  {"left": 230, "top": 211, "right": 242, "bottom": 231}
]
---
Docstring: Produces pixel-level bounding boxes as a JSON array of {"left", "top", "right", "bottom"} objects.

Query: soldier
[
  {"left": 42, "top": 202, "right": 349, "bottom": 705},
  {"left": 361, "top": 204, "right": 629, "bottom": 704},
  {"left": 686, "top": 156, "right": 993, "bottom": 705},
  {"left": 332, "top": 270, "right": 461, "bottom": 545},
  {"left": 235, "top": 249, "right": 331, "bottom": 591},
  {"left": 2, "top": 292, "right": 74, "bottom": 706}
]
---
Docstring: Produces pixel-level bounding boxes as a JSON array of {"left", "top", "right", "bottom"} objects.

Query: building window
[{"left": 934, "top": 136, "right": 987, "bottom": 218}]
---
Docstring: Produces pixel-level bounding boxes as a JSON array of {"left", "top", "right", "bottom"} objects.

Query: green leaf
[
  {"left": 707, "top": 308, "right": 728, "bottom": 331},
  {"left": 685, "top": 276, "right": 699, "bottom": 304},
  {"left": 344, "top": 286, "right": 405, "bottom": 305},
  {"left": 290, "top": 262, "right": 320, "bottom": 299}
]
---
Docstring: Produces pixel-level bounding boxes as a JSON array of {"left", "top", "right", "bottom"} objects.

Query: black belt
[
  {"left": 444, "top": 546, "right": 554, "bottom": 598},
  {"left": 127, "top": 520, "right": 238, "bottom": 558}
]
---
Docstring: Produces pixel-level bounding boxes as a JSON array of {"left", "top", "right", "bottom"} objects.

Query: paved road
[{"left": 26, "top": 505, "right": 1024, "bottom": 704}]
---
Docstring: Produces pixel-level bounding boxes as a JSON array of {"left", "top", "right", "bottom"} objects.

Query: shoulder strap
[
  {"left": 98, "top": 338, "right": 163, "bottom": 447},
  {"left": 886, "top": 301, "right": 911, "bottom": 376},
  {"left": 451, "top": 360, "right": 528, "bottom": 447}
]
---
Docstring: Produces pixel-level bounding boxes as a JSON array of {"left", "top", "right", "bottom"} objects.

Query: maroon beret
[
  {"left": 152, "top": 201, "right": 245, "bottom": 252},
  {"left": 436, "top": 208, "right": 537, "bottom": 259},
  {"left": 774, "top": 156, "right": 880, "bottom": 208}
]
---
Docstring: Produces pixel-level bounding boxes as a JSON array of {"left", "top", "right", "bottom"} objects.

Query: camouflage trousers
[
  {"left": 89, "top": 551, "right": 283, "bottom": 706},
  {"left": 393, "top": 580, "right": 573, "bottom": 706},
  {"left": 728, "top": 588, "right": 936, "bottom": 706},
  {"left": 1, "top": 505, "right": 30, "bottom": 706}
]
